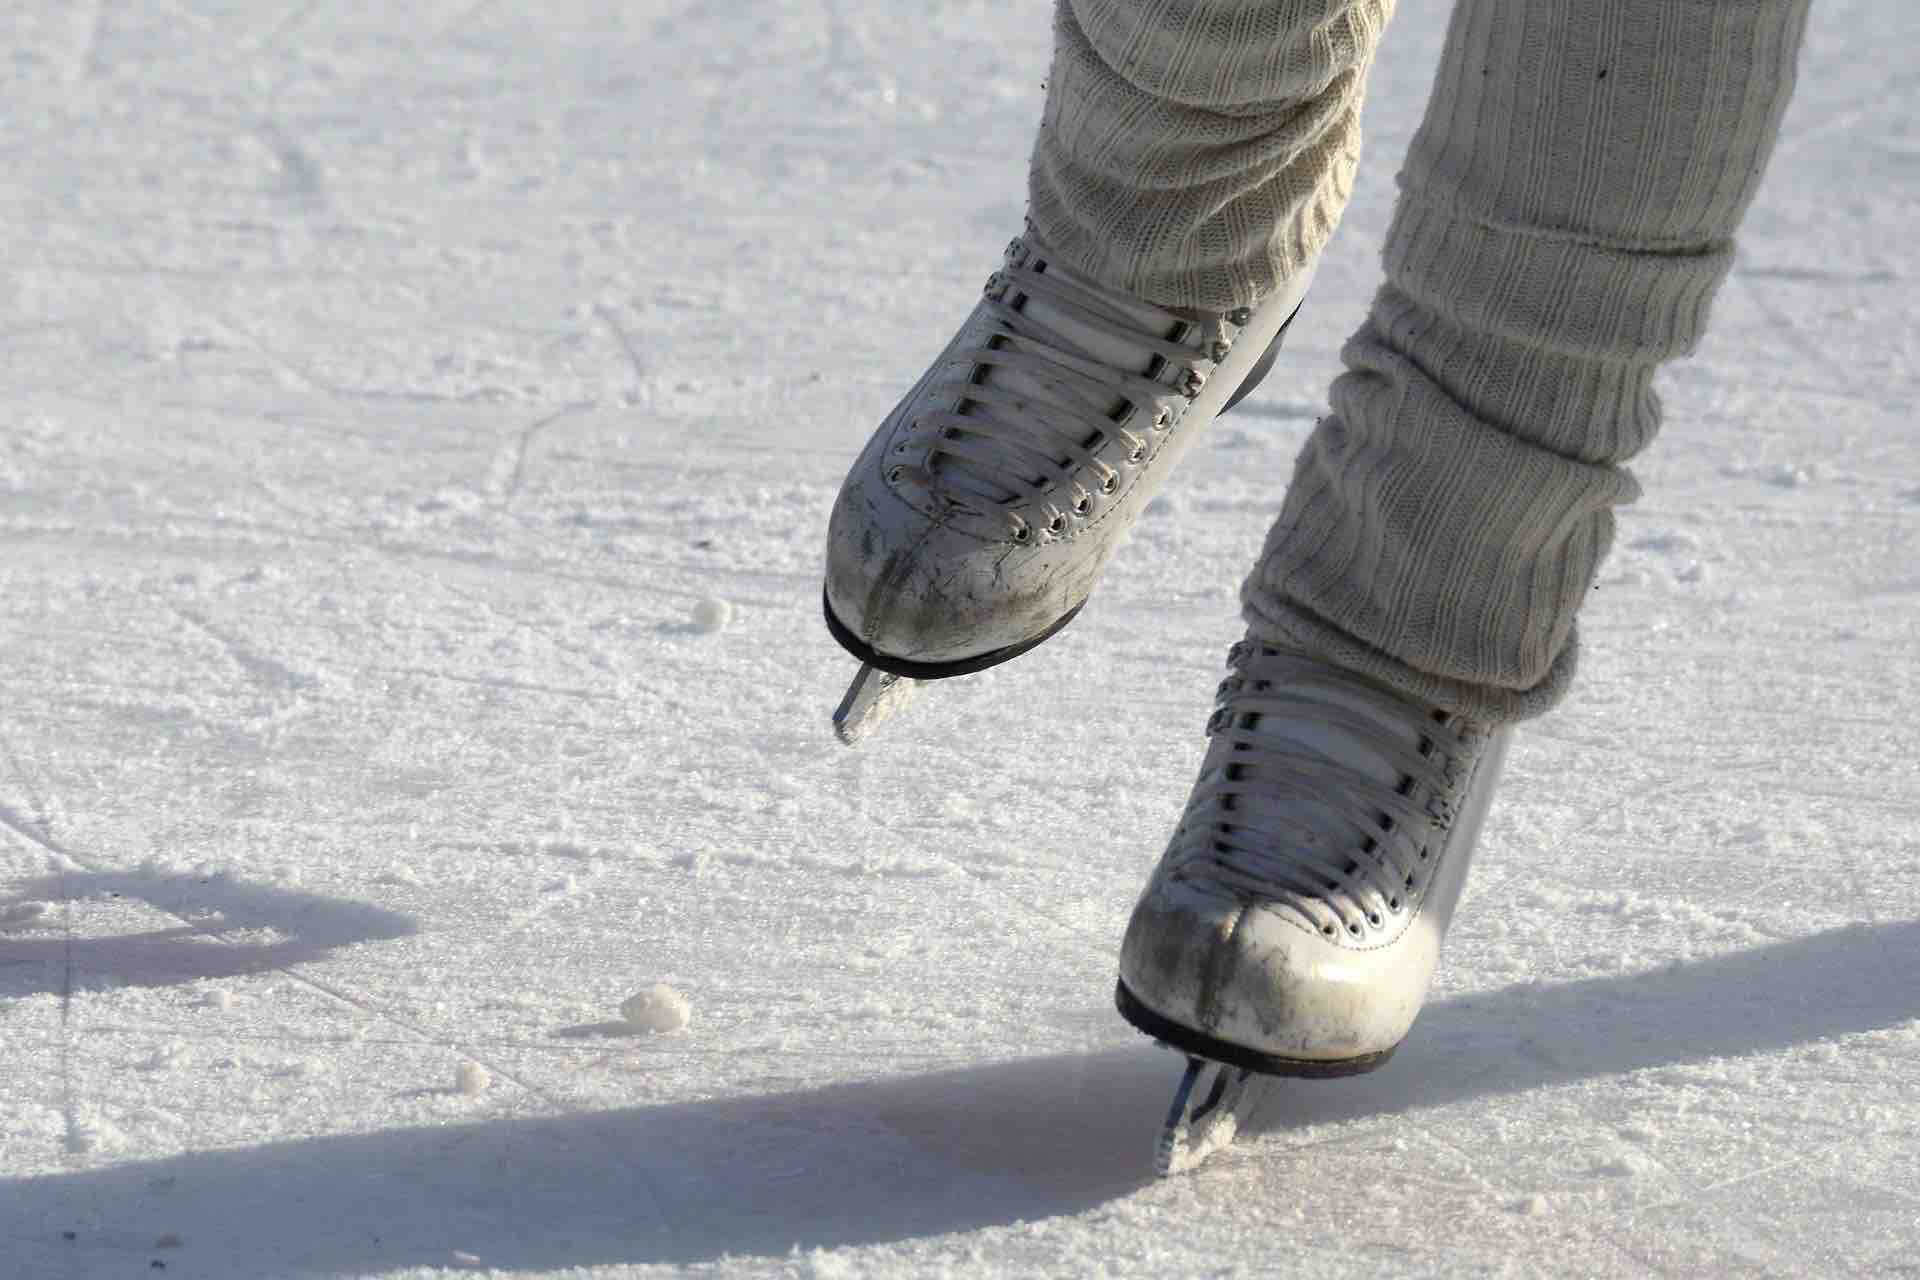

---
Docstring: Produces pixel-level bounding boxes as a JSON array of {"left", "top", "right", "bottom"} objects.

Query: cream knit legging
[{"left": 1030, "top": 0, "right": 1811, "bottom": 722}]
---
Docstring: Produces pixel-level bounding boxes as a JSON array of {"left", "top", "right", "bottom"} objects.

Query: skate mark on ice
[
  {"left": 68, "top": 0, "right": 110, "bottom": 84},
  {"left": 485, "top": 402, "right": 592, "bottom": 506},
  {"left": 1736, "top": 270, "right": 1857, "bottom": 396},
  {"left": 0, "top": 796, "right": 66, "bottom": 862},
  {"left": 1775, "top": 66, "right": 1920, "bottom": 159},
  {"left": 0, "top": 749, "right": 91, "bottom": 1159},
  {"left": 171, "top": 606, "right": 317, "bottom": 697},
  {"left": 436, "top": 0, "right": 503, "bottom": 42},
  {"left": 1737, "top": 264, "right": 1899, "bottom": 286},
  {"left": 364, "top": 663, "right": 621, "bottom": 705},
  {"left": 255, "top": 123, "right": 330, "bottom": 215},
  {"left": 594, "top": 304, "right": 647, "bottom": 392},
  {"left": 260, "top": 0, "right": 325, "bottom": 51}
]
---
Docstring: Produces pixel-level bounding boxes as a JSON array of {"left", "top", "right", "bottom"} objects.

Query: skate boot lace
[
  {"left": 898, "top": 232, "right": 1250, "bottom": 540},
  {"left": 1165, "top": 642, "right": 1484, "bottom": 941}
]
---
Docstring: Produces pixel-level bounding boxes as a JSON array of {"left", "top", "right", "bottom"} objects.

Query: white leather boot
[
  {"left": 1118, "top": 639, "right": 1510, "bottom": 1074},
  {"left": 824, "top": 229, "right": 1313, "bottom": 678}
]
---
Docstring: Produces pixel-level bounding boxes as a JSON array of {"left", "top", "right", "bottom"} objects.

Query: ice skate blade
[
  {"left": 1156, "top": 1055, "right": 1257, "bottom": 1177},
  {"left": 832, "top": 663, "right": 923, "bottom": 746}
]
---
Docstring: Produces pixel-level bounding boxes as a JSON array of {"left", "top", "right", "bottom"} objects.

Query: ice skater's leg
[
  {"left": 1029, "top": 0, "right": 1396, "bottom": 310},
  {"left": 1118, "top": 0, "right": 1812, "bottom": 1086},
  {"left": 1243, "top": 0, "right": 1813, "bottom": 722},
  {"left": 824, "top": 1, "right": 1397, "bottom": 684}
]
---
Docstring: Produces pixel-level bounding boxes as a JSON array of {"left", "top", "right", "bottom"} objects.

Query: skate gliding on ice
[{"left": 1115, "top": 642, "right": 1511, "bottom": 1173}]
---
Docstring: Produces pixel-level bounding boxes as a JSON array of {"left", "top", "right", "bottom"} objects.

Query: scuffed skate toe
[
  {"left": 822, "top": 479, "right": 1083, "bottom": 677},
  {"left": 1116, "top": 878, "right": 1406, "bottom": 1076}
]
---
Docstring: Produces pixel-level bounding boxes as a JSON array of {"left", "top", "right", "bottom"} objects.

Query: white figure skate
[
  {"left": 824, "top": 230, "right": 1313, "bottom": 743},
  {"left": 1116, "top": 641, "right": 1511, "bottom": 1174}
]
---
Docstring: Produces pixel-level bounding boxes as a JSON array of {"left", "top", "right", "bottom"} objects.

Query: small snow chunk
[
  {"left": 455, "top": 1062, "right": 492, "bottom": 1095},
  {"left": 201, "top": 988, "right": 236, "bottom": 1011},
  {"left": 451, "top": 1250, "right": 484, "bottom": 1268},
  {"left": 620, "top": 984, "right": 692, "bottom": 1034},
  {"left": 1514, "top": 1194, "right": 1553, "bottom": 1217},
  {"left": 689, "top": 597, "right": 733, "bottom": 632}
]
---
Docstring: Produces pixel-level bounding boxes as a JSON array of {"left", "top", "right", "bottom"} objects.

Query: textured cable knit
[
  {"left": 1029, "top": 0, "right": 1395, "bottom": 310},
  {"left": 1245, "top": 0, "right": 1811, "bottom": 720},
  {"left": 1029, "top": 0, "right": 1809, "bottom": 722}
]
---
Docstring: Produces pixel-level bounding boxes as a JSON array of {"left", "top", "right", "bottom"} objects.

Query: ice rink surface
[{"left": 1, "top": 1, "right": 1916, "bottom": 1275}]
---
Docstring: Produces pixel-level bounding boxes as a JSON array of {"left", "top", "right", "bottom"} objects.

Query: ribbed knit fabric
[
  {"left": 1028, "top": 0, "right": 1395, "bottom": 310},
  {"left": 1243, "top": 0, "right": 1811, "bottom": 721}
]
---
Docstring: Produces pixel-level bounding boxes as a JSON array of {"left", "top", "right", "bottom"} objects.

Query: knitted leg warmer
[{"left": 1243, "top": 0, "right": 1811, "bottom": 721}]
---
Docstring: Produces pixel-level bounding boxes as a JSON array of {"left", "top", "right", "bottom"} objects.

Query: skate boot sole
[
  {"left": 1115, "top": 979, "right": 1397, "bottom": 1079},
  {"left": 822, "top": 590, "right": 1086, "bottom": 680}
]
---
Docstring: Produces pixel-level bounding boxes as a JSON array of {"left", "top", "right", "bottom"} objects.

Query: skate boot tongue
[
  {"left": 1192, "top": 643, "right": 1472, "bottom": 936},
  {"left": 924, "top": 234, "right": 1209, "bottom": 512},
  {"left": 1007, "top": 254, "right": 1183, "bottom": 406}
]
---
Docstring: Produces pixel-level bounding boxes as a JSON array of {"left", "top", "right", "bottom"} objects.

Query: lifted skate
[{"left": 820, "top": 254, "right": 1310, "bottom": 748}]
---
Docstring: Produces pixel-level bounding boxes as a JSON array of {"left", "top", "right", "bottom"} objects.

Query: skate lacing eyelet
[
  {"left": 1152, "top": 407, "right": 1172, "bottom": 431},
  {"left": 1072, "top": 492, "right": 1092, "bottom": 516},
  {"left": 1227, "top": 306, "right": 1253, "bottom": 327},
  {"left": 886, "top": 465, "right": 905, "bottom": 483},
  {"left": 1047, "top": 513, "right": 1067, "bottom": 535},
  {"left": 1209, "top": 340, "right": 1231, "bottom": 363},
  {"left": 1179, "top": 369, "right": 1206, "bottom": 398}
]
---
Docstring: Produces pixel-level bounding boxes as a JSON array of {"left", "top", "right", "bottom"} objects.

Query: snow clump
[
  {"left": 689, "top": 597, "right": 732, "bottom": 632},
  {"left": 620, "top": 984, "right": 692, "bottom": 1034}
]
